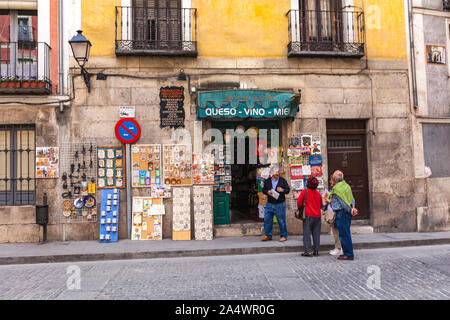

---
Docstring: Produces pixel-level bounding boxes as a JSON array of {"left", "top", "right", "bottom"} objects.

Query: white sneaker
[{"left": 329, "top": 248, "right": 343, "bottom": 256}]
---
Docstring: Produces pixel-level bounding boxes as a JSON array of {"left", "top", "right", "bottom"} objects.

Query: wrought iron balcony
[
  {"left": 287, "top": 9, "right": 365, "bottom": 58},
  {"left": 444, "top": 0, "right": 450, "bottom": 11},
  {"left": 115, "top": 6, "right": 197, "bottom": 56},
  {"left": 0, "top": 42, "right": 52, "bottom": 94}
]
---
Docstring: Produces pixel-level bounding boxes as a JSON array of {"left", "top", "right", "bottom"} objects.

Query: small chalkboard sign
[{"left": 159, "top": 86, "right": 185, "bottom": 128}]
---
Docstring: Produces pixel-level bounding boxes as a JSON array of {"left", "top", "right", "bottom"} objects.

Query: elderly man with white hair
[{"left": 326, "top": 170, "right": 358, "bottom": 260}]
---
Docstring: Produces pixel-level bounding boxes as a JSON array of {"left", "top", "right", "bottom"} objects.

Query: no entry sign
[{"left": 115, "top": 118, "right": 141, "bottom": 144}]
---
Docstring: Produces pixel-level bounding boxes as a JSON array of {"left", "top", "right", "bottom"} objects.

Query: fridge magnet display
[
  {"left": 290, "top": 166, "right": 304, "bottom": 180},
  {"left": 132, "top": 197, "right": 164, "bottom": 240},
  {"left": 163, "top": 144, "right": 192, "bottom": 186},
  {"left": 311, "top": 165, "right": 323, "bottom": 176},
  {"left": 99, "top": 189, "right": 120, "bottom": 242},
  {"left": 151, "top": 185, "right": 172, "bottom": 198},
  {"left": 192, "top": 153, "right": 214, "bottom": 185},
  {"left": 291, "top": 179, "right": 305, "bottom": 191},
  {"left": 193, "top": 186, "right": 213, "bottom": 240},
  {"left": 36, "top": 147, "right": 59, "bottom": 178},
  {"left": 97, "top": 146, "right": 125, "bottom": 189},
  {"left": 172, "top": 187, "right": 191, "bottom": 240},
  {"left": 131, "top": 144, "right": 161, "bottom": 188}
]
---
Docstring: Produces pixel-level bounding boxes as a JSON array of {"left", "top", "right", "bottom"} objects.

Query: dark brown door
[{"left": 327, "top": 120, "right": 370, "bottom": 220}]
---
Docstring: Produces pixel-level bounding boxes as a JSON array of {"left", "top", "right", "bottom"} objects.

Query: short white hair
[{"left": 333, "top": 170, "right": 344, "bottom": 183}]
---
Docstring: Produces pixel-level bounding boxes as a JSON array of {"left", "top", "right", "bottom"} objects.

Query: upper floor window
[
  {"left": 0, "top": 10, "right": 51, "bottom": 94},
  {"left": 287, "top": 0, "right": 365, "bottom": 57},
  {"left": 115, "top": 0, "right": 197, "bottom": 56}
]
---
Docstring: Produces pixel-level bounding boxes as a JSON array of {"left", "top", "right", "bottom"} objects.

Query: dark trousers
[
  {"left": 303, "top": 216, "right": 321, "bottom": 252},
  {"left": 336, "top": 210, "right": 354, "bottom": 258}
]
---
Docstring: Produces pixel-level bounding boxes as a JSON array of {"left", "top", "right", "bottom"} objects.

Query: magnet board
[
  {"left": 132, "top": 197, "right": 164, "bottom": 240},
  {"left": 99, "top": 189, "right": 120, "bottom": 243},
  {"left": 131, "top": 144, "right": 162, "bottom": 188},
  {"left": 97, "top": 146, "right": 125, "bottom": 189},
  {"left": 36, "top": 147, "right": 59, "bottom": 178},
  {"left": 162, "top": 144, "right": 192, "bottom": 186}
]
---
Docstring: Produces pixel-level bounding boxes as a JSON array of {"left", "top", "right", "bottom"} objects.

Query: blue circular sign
[{"left": 115, "top": 118, "right": 141, "bottom": 144}]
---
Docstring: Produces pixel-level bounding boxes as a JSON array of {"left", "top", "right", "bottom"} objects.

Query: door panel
[
  {"left": 213, "top": 191, "right": 230, "bottom": 225},
  {"left": 327, "top": 131, "right": 370, "bottom": 220}
]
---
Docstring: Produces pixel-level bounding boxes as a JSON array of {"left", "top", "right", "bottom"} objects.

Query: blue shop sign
[{"left": 197, "top": 90, "right": 300, "bottom": 119}]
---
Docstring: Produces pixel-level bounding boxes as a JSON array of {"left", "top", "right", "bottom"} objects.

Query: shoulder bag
[{"left": 295, "top": 188, "right": 307, "bottom": 220}]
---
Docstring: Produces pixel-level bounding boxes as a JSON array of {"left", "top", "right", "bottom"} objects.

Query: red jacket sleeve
[{"left": 297, "top": 189, "right": 306, "bottom": 208}]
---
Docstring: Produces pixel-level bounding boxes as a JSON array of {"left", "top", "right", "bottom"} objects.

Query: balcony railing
[
  {"left": 287, "top": 9, "right": 365, "bottom": 58},
  {"left": 115, "top": 6, "right": 197, "bottom": 56},
  {"left": 0, "top": 42, "right": 52, "bottom": 94},
  {"left": 444, "top": 0, "right": 450, "bottom": 11}
]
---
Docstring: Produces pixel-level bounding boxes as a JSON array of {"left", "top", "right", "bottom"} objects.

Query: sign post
[{"left": 115, "top": 118, "right": 141, "bottom": 239}]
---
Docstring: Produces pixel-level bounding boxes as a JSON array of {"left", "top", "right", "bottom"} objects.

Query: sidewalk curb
[{"left": 1, "top": 237, "right": 449, "bottom": 266}]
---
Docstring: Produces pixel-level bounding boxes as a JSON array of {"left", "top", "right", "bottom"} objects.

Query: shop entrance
[{"left": 211, "top": 120, "right": 280, "bottom": 225}]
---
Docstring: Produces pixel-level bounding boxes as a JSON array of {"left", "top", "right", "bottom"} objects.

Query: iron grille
[
  {"left": 0, "top": 124, "right": 36, "bottom": 206},
  {"left": 115, "top": 4, "right": 197, "bottom": 56},
  {"left": 0, "top": 42, "right": 52, "bottom": 94},
  {"left": 444, "top": 0, "right": 450, "bottom": 11},
  {"left": 328, "top": 139, "right": 361, "bottom": 148},
  {"left": 286, "top": 8, "right": 365, "bottom": 57}
]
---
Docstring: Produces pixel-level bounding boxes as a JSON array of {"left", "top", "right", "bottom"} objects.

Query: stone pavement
[
  {"left": 0, "top": 245, "right": 449, "bottom": 300},
  {"left": 0, "top": 231, "right": 449, "bottom": 265}
]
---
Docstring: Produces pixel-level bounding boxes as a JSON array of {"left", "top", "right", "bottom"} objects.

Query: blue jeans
[
  {"left": 336, "top": 210, "right": 354, "bottom": 258},
  {"left": 264, "top": 202, "right": 287, "bottom": 238}
]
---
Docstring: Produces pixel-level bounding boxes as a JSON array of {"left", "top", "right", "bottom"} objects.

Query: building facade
[
  {"left": 0, "top": 0, "right": 429, "bottom": 243},
  {"left": 409, "top": 0, "right": 450, "bottom": 232}
]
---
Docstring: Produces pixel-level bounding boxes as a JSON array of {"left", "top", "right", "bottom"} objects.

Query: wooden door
[{"left": 327, "top": 120, "right": 370, "bottom": 220}]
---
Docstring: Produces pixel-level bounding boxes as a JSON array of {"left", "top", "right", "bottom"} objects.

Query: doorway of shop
[
  {"left": 326, "top": 120, "right": 370, "bottom": 220},
  {"left": 211, "top": 120, "right": 280, "bottom": 225}
]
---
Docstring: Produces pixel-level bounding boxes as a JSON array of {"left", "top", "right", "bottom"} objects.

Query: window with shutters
[
  {"left": 115, "top": 0, "right": 197, "bottom": 56},
  {"left": 287, "top": 0, "right": 365, "bottom": 57}
]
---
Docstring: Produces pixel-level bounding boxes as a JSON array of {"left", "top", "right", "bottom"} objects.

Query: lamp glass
[{"left": 70, "top": 41, "right": 90, "bottom": 65}]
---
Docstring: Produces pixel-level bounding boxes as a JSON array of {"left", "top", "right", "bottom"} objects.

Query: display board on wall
[
  {"left": 192, "top": 153, "right": 214, "bottom": 185},
  {"left": 97, "top": 146, "right": 125, "bottom": 189},
  {"left": 193, "top": 186, "right": 213, "bottom": 240},
  {"left": 163, "top": 144, "right": 192, "bottom": 186},
  {"left": 36, "top": 147, "right": 59, "bottom": 178},
  {"left": 172, "top": 187, "right": 191, "bottom": 240},
  {"left": 131, "top": 144, "right": 162, "bottom": 188},
  {"left": 131, "top": 197, "right": 165, "bottom": 240},
  {"left": 159, "top": 86, "right": 185, "bottom": 128}
]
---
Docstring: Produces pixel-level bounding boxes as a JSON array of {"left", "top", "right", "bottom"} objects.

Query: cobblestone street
[{"left": 0, "top": 245, "right": 449, "bottom": 300}]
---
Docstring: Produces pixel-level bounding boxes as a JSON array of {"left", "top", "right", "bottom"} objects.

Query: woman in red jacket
[{"left": 297, "top": 176, "right": 324, "bottom": 257}]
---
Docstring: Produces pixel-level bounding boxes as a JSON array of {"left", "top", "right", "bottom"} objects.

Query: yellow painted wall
[
  {"left": 82, "top": 0, "right": 119, "bottom": 57},
  {"left": 82, "top": 0, "right": 407, "bottom": 60}
]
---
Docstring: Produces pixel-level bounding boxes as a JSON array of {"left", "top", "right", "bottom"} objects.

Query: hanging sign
[
  {"left": 115, "top": 118, "right": 141, "bottom": 144},
  {"left": 198, "top": 90, "right": 300, "bottom": 119},
  {"left": 160, "top": 86, "right": 185, "bottom": 128}
]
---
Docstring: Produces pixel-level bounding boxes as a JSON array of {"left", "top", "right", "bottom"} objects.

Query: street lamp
[{"left": 69, "top": 30, "right": 92, "bottom": 92}]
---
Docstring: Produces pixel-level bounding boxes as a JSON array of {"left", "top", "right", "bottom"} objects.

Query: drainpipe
[
  {"left": 58, "top": 0, "right": 64, "bottom": 112},
  {"left": 407, "top": 0, "right": 419, "bottom": 109}
]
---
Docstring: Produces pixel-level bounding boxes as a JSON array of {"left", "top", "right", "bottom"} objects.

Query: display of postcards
[
  {"left": 291, "top": 179, "right": 305, "bottom": 191},
  {"left": 309, "top": 155, "right": 322, "bottom": 166},
  {"left": 300, "top": 146, "right": 311, "bottom": 156},
  {"left": 301, "top": 134, "right": 312, "bottom": 147},
  {"left": 290, "top": 166, "right": 304, "bottom": 180},
  {"left": 163, "top": 144, "right": 192, "bottom": 186},
  {"left": 302, "top": 165, "right": 312, "bottom": 176},
  {"left": 36, "top": 147, "right": 59, "bottom": 179},
  {"left": 220, "top": 176, "right": 225, "bottom": 183},
  {"left": 311, "top": 165, "right": 323, "bottom": 176},
  {"left": 151, "top": 185, "right": 172, "bottom": 198},
  {"left": 131, "top": 144, "right": 161, "bottom": 188},
  {"left": 311, "top": 140, "right": 321, "bottom": 155},
  {"left": 107, "top": 149, "right": 115, "bottom": 159},
  {"left": 287, "top": 147, "right": 301, "bottom": 157}
]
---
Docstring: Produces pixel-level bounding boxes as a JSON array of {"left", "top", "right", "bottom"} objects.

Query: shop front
[{"left": 197, "top": 90, "right": 300, "bottom": 230}]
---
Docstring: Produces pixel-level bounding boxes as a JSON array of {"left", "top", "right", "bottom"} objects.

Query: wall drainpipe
[{"left": 408, "top": 0, "right": 419, "bottom": 110}]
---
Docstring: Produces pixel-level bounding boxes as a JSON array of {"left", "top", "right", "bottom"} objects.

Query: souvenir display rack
[
  {"left": 163, "top": 144, "right": 192, "bottom": 186},
  {"left": 97, "top": 146, "right": 126, "bottom": 189},
  {"left": 58, "top": 141, "right": 97, "bottom": 223},
  {"left": 172, "top": 187, "right": 191, "bottom": 240},
  {"left": 193, "top": 186, "right": 213, "bottom": 240},
  {"left": 131, "top": 197, "right": 164, "bottom": 240},
  {"left": 99, "top": 189, "right": 120, "bottom": 242},
  {"left": 131, "top": 144, "right": 162, "bottom": 188}
]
